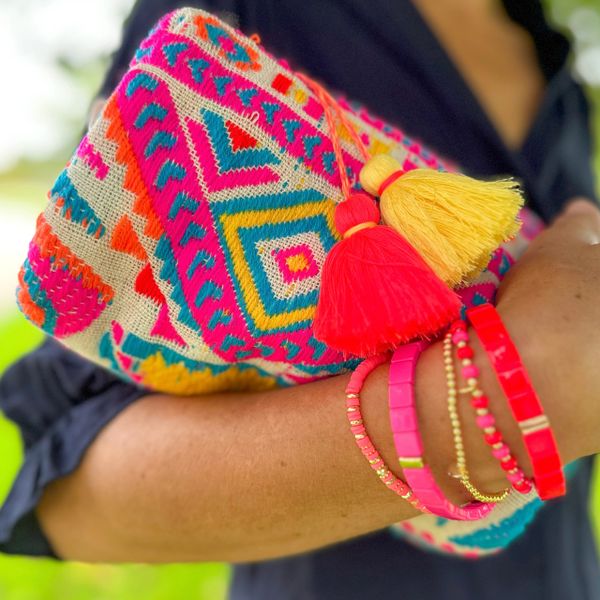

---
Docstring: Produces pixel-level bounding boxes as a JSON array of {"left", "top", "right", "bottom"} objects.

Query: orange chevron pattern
[{"left": 103, "top": 96, "right": 164, "bottom": 241}]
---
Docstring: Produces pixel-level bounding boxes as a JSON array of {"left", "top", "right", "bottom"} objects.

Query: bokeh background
[{"left": 0, "top": 0, "right": 598, "bottom": 598}]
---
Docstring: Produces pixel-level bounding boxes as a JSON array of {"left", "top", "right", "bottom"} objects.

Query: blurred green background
[{"left": 0, "top": 0, "right": 598, "bottom": 598}]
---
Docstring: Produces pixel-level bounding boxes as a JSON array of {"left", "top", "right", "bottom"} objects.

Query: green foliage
[
  {"left": 545, "top": 0, "right": 600, "bottom": 23},
  {"left": 0, "top": 558, "right": 229, "bottom": 600},
  {"left": 591, "top": 88, "right": 600, "bottom": 183},
  {"left": 0, "top": 160, "right": 67, "bottom": 207},
  {"left": 0, "top": 316, "right": 41, "bottom": 502},
  {"left": 0, "top": 315, "right": 43, "bottom": 375}
]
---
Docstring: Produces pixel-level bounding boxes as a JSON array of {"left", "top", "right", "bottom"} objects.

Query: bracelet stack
[{"left": 345, "top": 302, "right": 565, "bottom": 520}]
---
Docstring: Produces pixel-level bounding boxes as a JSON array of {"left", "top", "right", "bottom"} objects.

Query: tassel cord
[{"left": 297, "top": 73, "right": 370, "bottom": 199}]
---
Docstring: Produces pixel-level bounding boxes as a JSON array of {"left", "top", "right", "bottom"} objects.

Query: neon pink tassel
[{"left": 313, "top": 194, "right": 460, "bottom": 356}]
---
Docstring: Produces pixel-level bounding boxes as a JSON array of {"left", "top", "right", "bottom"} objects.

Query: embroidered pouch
[{"left": 16, "top": 7, "right": 542, "bottom": 394}]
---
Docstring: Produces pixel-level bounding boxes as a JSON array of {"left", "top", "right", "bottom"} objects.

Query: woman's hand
[{"left": 496, "top": 199, "right": 600, "bottom": 461}]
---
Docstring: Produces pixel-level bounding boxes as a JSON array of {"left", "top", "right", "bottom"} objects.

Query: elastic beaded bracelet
[
  {"left": 345, "top": 354, "right": 429, "bottom": 512},
  {"left": 450, "top": 320, "right": 532, "bottom": 495},
  {"left": 389, "top": 341, "right": 494, "bottom": 520},
  {"left": 443, "top": 332, "right": 509, "bottom": 503},
  {"left": 467, "top": 304, "right": 565, "bottom": 501}
]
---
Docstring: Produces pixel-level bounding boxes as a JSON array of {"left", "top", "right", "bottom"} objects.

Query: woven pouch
[{"left": 16, "top": 8, "right": 542, "bottom": 394}]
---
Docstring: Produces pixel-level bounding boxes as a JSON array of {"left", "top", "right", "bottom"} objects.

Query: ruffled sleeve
[{"left": 0, "top": 339, "right": 150, "bottom": 556}]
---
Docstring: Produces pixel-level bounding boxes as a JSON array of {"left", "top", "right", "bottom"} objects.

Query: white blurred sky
[{"left": 0, "top": 0, "right": 135, "bottom": 171}]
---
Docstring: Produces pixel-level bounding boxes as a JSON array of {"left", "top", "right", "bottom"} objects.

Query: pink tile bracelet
[{"left": 389, "top": 341, "right": 495, "bottom": 520}]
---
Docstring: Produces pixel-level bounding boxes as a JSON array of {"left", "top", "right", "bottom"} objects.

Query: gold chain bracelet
[{"left": 443, "top": 332, "right": 509, "bottom": 504}]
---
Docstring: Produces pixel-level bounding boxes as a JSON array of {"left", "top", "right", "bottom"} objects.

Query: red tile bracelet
[{"left": 466, "top": 304, "right": 566, "bottom": 501}]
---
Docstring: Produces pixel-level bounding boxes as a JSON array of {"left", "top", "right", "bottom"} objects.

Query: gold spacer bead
[
  {"left": 350, "top": 419, "right": 363, "bottom": 426},
  {"left": 399, "top": 456, "right": 424, "bottom": 469},
  {"left": 354, "top": 433, "right": 365, "bottom": 440}
]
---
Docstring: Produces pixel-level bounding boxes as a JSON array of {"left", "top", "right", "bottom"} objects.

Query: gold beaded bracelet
[{"left": 443, "top": 332, "right": 509, "bottom": 504}]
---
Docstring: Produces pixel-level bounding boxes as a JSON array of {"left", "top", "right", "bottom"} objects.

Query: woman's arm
[
  {"left": 35, "top": 200, "right": 600, "bottom": 564},
  {"left": 34, "top": 341, "right": 495, "bottom": 564}
]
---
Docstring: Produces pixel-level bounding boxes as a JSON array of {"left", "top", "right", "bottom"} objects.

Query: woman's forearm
[
  {"left": 37, "top": 361, "right": 423, "bottom": 563},
  {"left": 35, "top": 305, "right": 576, "bottom": 565}
]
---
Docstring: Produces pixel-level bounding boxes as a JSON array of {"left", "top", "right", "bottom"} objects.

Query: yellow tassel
[{"left": 359, "top": 154, "right": 523, "bottom": 286}]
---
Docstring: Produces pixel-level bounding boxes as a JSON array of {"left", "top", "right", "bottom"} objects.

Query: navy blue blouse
[{"left": 1, "top": 1, "right": 599, "bottom": 598}]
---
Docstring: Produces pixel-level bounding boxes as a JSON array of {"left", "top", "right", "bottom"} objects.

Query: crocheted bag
[{"left": 17, "top": 7, "right": 530, "bottom": 395}]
